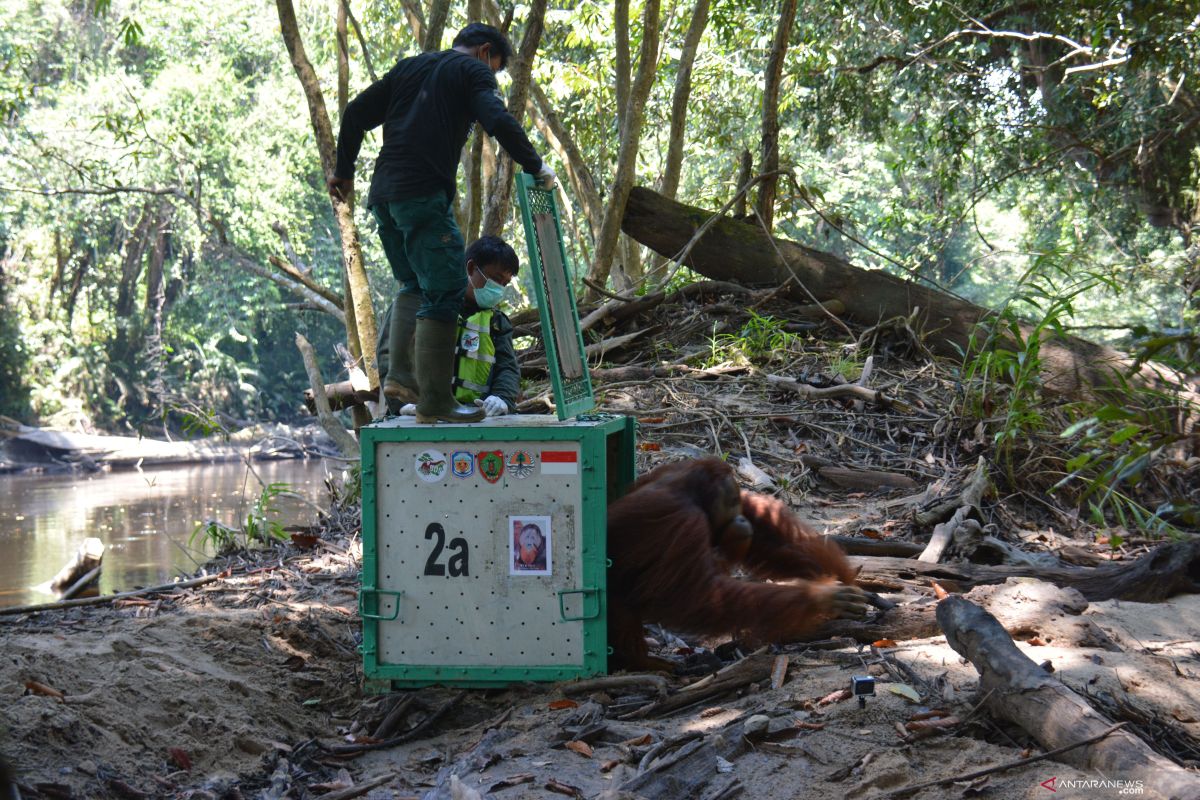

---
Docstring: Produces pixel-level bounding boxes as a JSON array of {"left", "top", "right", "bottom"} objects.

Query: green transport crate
[{"left": 359, "top": 173, "right": 634, "bottom": 690}]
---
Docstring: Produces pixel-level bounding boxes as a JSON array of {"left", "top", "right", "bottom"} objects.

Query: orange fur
[{"left": 607, "top": 458, "right": 856, "bottom": 670}]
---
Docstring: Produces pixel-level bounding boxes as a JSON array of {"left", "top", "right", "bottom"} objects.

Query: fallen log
[
  {"left": 937, "top": 596, "right": 1200, "bottom": 800},
  {"left": 852, "top": 539, "right": 1200, "bottom": 601},
  {"left": 50, "top": 537, "right": 104, "bottom": 598},
  {"left": 622, "top": 186, "right": 1184, "bottom": 398}
]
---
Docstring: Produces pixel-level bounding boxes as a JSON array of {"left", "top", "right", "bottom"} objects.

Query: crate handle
[
  {"left": 359, "top": 588, "right": 404, "bottom": 621},
  {"left": 558, "top": 588, "right": 600, "bottom": 621}
]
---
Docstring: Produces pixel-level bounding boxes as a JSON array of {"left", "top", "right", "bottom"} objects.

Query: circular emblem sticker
[
  {"left": 460, "top": 330, "right": 481, "bottom": 354},
  {"left": 414, "top": 449, "right": 448, "bottom": 483},
  {"left": 507, "top": 450, "right": 535, "bottom": 479}
]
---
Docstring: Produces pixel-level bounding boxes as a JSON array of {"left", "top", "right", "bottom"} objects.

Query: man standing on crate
[
  {"left": 381, "top": 235, "right": 522, "bottom": 418},
  {"left": 328, "top": 22, "right": 556, "bottom": 423}
]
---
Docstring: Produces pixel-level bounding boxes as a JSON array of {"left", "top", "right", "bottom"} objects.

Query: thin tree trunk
[
  {"left": 401, "top": 0, "right": 425, "bottom": 43},
  {"left": 732, "top": 149, "right": 753, "bottom": 217},
  {"left": 49, "top": 230, "right": 66, "bottom": 309},
  {"left": 614, "top": 0, "right": 631, "bottom": 138},
  {"left": 646, "top": 0, "right": 710, "bottom": 286},
  {"left": 528, "top": 82, "right": 603, "bottom": 244},
  {"left": 336, "top": 0, "right": 349, "bottom": 113},
  {"left": 275, "top": 0, "right": 378, "bottom": 393},
  {"left": 586, "top": 0, "right": 662, "bottom": 296},
  {"left": 755, "top": 0, "right": 796, "bottom": 233},
  {"left": 423, "top": 0, "right": 450, "bottom": 51},
  {"left": 455, "top": 0, "right": 484, "bottom": 240},
  {"left": 659, "top": 0, "right": 709, "bottom": 201},
  {"left": 480, "top": 0, "right": 547, "bottom": 238},
  {"left": 64, "top": 251, "right": 89, "bottom": 325},
  {"left": 340, "top": 0, "right": 377, "bottom": 82},
  {"left": 116, "top": 203, "right": 154, "bottom": 319}
]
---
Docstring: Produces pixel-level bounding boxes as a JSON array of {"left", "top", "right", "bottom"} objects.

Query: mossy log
[{"left": 621, "top": 186, "right": 1183, "bottom": 398}]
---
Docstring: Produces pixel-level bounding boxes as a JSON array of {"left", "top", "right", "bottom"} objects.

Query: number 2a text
[{"left": 423, "top": 523, "right": 469, "bottom": 577}]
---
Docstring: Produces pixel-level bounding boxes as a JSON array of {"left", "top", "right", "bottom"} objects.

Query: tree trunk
[
  {"left": 528, "top": 82, "right": 603, "bottom": 245},
  {"left": 340, "top": 0, "right": 377, "bottom": 82},
  {"left": 621, "top": 186, "right": 1184, "bottom": 398},
  {"left": 480, "top": 0, "right": 547, "bottom": 238},
  {"left": 658, "top": 0, "right": 709, "bottom": 201},
  {"left": 587, "top": 0, "right": 661, "bottom": 296},
  {"left": 116, "top": 203, "right": 153, "bottom": 319},
  {"left": 64, "top": 251, "right": 90, "bottom": 325},
  {"left": 614, "top": 0, "right": 631, "bottom": 140},
  {"left": 938, "top": 596, "right": 1200, "bottom": 800},
  {"left": 336, "top": 0, "right": 349, "bottom": 113},
  {"left": 400, "top": 0, "right": 425, "bottom": 43},
  {"left": 275, "top": 0, "right": 378, "bottom": 392},
  {"left": 733, "top": 150, "right": 752, "bottom": 217},
  {"left": 756, "top": 0, "right": 796, "bottom": 233},
  {"left": 422, "top": 0, "right": 450, "bottom": 52}
]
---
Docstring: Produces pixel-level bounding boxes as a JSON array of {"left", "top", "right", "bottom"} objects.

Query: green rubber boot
[
  {"left": 382, "top": 294, "right": 420, "bottom": 405},
  {"left": 414, "top": 318, "right": 485, "bottom": 424}
]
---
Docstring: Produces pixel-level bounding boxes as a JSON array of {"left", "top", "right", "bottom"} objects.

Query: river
[{"left": 0, "top": 458, "right": 337, "bottom": 609}]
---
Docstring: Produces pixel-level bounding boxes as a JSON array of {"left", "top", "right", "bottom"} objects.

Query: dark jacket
[{"left": 334, "top": 49, "right": 542, "bottom": 208}]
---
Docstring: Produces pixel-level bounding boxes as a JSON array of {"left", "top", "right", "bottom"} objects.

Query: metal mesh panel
[{"left": 373, "top": 440, "right": 584, "bottom": 667}]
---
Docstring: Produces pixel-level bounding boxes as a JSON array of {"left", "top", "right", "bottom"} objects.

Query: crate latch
[
  {"left": 359, "top": 588, "right": 404, "bottom": 621},
  {"left": 557, "top": 588, "right": 601, "bottom": 621}
]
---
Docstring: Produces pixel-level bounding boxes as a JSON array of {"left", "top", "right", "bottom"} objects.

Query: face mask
[{"left": 473, "top": 274, "right": 505, "bottom": 308}]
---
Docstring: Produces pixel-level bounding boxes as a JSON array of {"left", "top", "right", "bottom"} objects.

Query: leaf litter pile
[{"left": 3, "top": 285, "right": 1199, "bottom": 799}]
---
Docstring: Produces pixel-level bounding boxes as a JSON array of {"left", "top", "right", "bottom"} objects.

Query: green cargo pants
[{"left": 371, "top": 192, "right": 467, "bottom": 323}]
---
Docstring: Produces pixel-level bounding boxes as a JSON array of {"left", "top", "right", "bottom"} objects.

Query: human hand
[
  {"left": 475, "top": 395, "right": 509, "bottom": 416},
  {"left": 327, "top": 176, "right": 353, "bottom": 201},
  {"left": 399, "top": 403, "right": 416, "bottom": 415},
  {"left": 534, "top": 163, "right": 557, "bottom": 191}
]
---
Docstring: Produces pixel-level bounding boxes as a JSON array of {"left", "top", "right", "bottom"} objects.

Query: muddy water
[{"left": 0, "top": 458, "right": 336, "bottom": 609}]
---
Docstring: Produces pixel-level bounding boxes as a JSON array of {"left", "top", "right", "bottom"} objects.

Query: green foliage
[
  {"left": 957, "top": 251, "right": 1108, "bottom": 476},
  {"left": 703, "top": 311, "right": 803, "bottom": 367},
  {"left": 190, "top": 480, "right": 291, "bottom": 554}
]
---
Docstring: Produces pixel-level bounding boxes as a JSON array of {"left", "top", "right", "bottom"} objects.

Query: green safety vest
[{"left": 453, "top": 310, "right": 495, "bottom": 404}]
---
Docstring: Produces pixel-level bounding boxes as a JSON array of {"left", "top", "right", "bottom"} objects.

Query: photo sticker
[{"left": 509, "top": 515, "right": 551, "bottom": 576}]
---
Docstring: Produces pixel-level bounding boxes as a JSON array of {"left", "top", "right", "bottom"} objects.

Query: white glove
[
  {"left": 476, "top": 395, "right": 509, "bottom": 417},
  {"left": 399, "top": 403, "right": 416, "bottom": 415},
  {"left": 535, "top": 162, "right": 557, "bottom": 191}
]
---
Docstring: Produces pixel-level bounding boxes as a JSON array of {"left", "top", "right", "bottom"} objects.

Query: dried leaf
[
  {"left": 770, "top": 655, "right": 789, "bottom": 690},
  {"left": 620, "top": 733, "right": 653, "bottom": 746},
  {"left": 24, "top": 680, "right": 65, "bottom": 702},
  {"left": 699, "top": 707, "right": 727, "bottom": 718},
  {"left": 909, "top": 709, "right": 952, "bottom": 721},
  {"left": 638, "top": 417, "right": 665, "bottom": 424},
  {"left": 167, "top": 747, "right": 192, "bottom": 771},
  {"left": 817, "top": 689, "right": 851, "bottom": 706},
  {"left": 905, "top": 716, "right": 960, "bottom": 731},
  {"left": 1026, "top": 637, "right": 1046, "bottom": 646},
  {"left": 548, "top": 699, "right": 579, "bottom": 710},
  {"left": 794, "top": 721, "right": 825, "bottom": 731},
  {"left": 486, "top": 774, "right": 534, "bottom": 792},
  {"left": 872, "top": 639, "right": 897, "bottom": 648},
  {"left": 887, "top": 684, "right": 921, "bottom": 703},
  {"left": 600, "top": 759, "right": 622, "bottom": 773},
  {"left": 564, "top": 740, "right": 593, "bottom": 758},
  {"left": 637, "top": 442, "right": 662, "bottom": 451},
  {"left": 544, "top": 778, "right": 583, "bottom": 798}
]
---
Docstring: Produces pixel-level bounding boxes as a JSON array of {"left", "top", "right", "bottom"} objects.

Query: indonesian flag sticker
[{"left": 540, "top": 450, "right": 578, "bottom": 475}]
